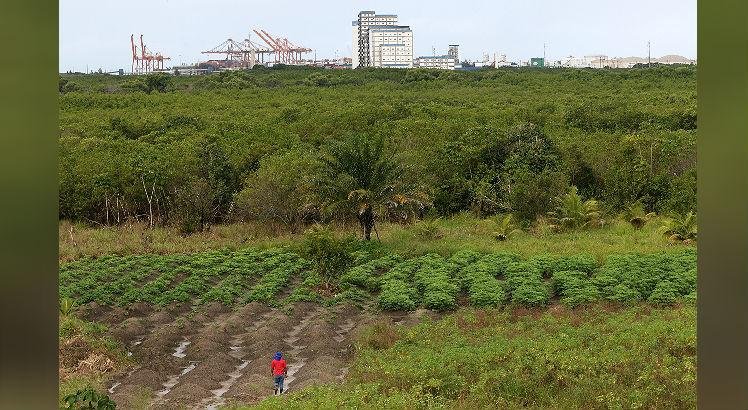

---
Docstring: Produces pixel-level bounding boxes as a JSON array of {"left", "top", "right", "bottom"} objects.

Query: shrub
[
  {"left": 449, "top": 250, "right": 482, "bottom": 269},
  {"left": 301, "top": 225, "right": 355, "bottom": 288},
  {"left": 412, "top": 218, "right": 444, "bottom": 239},
  {"left": 378, "top": 279, "right": 417, "bottom": 311},
  {"left": 560, "top": 278, "right": 600, "bottom": 307},
  {"left": 648, "top": 280, "right": 678, "bottom": 305},
  {"left": 670, "top": 268, "right": 697, "bottom": 295},
  {"left": 413, "top": 254, "right": 459, "bottom": 311},
  {"left": 623, "top": 201, "right": 656, "bottom": 229},
  {"left": 459, "top": 254, "right": 515, "bottom": 308},
  {"left": 504, "top": 262, "right": 543, "bottom": 294},
  {"left": 234, "top": 149, "right": 320, "bottom": 229},
  {"left": 512, "top": 282, "right": 550, "bottom": 307},
  {"left": 376, "top": 257, "right": 424, "bottom": 311},
  {"left": 606, "top": 283, "right": 642, "bottom": 303},
  {"left": 423, "top": 288, "right": 457, "bottom": 311},
  {"left": 340, "top": 254, "right": 402, "bottom": 291},
  {"left": 63, "top": 387, "right": 116, "bottom": 410},
  {"left": 60, "top": 297, "right": 77, "bottom": 316},
  {"left": 531, "top": 254, "right": 596, "bottom": 278},
  {"left": 468, "top": 278, "right": 506, "bottom": 307},
  {"left": 492, "top": 214, "right": 522, "bottom": 241},
  {"left": 550, "top": 270, "right": 588, "bottom": 296},
  {"left": 328, "top": 288, "right": 371, "bottom": 306}
]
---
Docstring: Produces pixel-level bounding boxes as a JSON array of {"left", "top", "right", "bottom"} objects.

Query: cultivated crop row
[{"left": 60, "top": 247, "right": 696, "bottom": 310}]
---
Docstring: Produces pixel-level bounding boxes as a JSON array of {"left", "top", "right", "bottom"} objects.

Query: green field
[
  {"left": 58, "top": 66, "right": 697, "bottom": 409},
  {"left": 247, "top": 304, "right": 696, "bottom": 409},
  {"left": 60, "top": 242, "right": 695, "bottom": 311}
]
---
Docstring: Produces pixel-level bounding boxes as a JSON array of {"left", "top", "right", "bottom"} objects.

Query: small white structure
[{"left": 414, "top": 55, "right": 456, "bottom": 70}]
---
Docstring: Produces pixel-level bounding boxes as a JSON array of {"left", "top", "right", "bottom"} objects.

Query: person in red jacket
[{"left": 271, "top": 351, "right": 288, "bottom": 395}]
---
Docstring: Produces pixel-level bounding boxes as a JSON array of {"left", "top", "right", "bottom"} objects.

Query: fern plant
[
  {"left": 622, "top": 201, "right": 656, "bottom": 229},
  {"left": 492, "top": 214, "right": 522, "bottom": 241},
  {"left": 661, "top": 211, "right": 697, "bottom": 242},
  {"left": 547, "top": 186, "right": 603, "bottom": 231}
]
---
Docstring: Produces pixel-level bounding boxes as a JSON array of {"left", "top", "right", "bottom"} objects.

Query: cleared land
[{"left": 59, "top": 242, "right": 696, "bottom": 408}]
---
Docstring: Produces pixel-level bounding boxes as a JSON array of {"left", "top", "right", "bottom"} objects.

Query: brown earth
[{"left": 90, "top": 301, "right": 383, "bottom": 409}]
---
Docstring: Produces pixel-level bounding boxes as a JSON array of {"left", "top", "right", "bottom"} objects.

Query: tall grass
[{"left": 60, "top": 214, "right": 691, "bottom": 263}]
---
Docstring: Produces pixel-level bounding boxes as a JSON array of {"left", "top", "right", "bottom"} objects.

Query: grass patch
[
  {"left": 59, "top": 215, "right": 692, "bottom": 263},
  {"left": 244, "top": 304, "right": 696, "bottom": 409}
]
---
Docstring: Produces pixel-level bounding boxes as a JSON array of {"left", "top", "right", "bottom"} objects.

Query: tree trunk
[
  {"left": 105, "top": 192, "right": 110, "bottom": 226},
  {"left": 358, "top": 204, "right": 374, "bottom": 241}
]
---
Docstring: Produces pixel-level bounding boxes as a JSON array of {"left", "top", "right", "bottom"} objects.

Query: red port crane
[
  {"left": 200, "top": 38, "right": 271, "bottom": 68},
  {"left": 130, "top": 34, "right": 170, "bottom": 74},
  {"left": 252, "top": 28, "right": 311, "bottom": 65}
]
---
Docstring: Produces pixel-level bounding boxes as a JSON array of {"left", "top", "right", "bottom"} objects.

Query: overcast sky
[{"left": 59, "top": 0, "right": 696, "bottom": 72}]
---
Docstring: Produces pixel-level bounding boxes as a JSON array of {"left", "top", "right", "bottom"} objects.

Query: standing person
[{"left": 271, "top": 351, "right": 288, "bottom": 395}]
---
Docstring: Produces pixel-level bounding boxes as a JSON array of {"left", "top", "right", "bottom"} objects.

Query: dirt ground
[{"left": 77, "top": 301, "right": 425, "bottom": 409}]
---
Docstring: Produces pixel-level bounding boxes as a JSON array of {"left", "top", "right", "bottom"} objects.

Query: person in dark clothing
[{"left": 271, "top": 351, "right": 288, "bottom": 395}]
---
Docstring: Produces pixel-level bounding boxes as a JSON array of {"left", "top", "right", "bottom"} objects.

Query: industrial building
[
  {"left": 414, "top": 44, "right": 459, "bottom": 69},
  {"left": 414, "top": 55, "right": 456, "bottom": 69},
  {"left": 352, "top": 11, "right": 413, "bottom": 68}
]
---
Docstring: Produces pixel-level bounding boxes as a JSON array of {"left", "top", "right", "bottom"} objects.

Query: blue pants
[{"left": 274, "top": 375, "right": 285, "bottom": 393}]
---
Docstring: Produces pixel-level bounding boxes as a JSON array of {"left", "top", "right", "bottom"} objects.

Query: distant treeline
[{"left": 59, "top": 65, "right": 696, "bottom": 233}]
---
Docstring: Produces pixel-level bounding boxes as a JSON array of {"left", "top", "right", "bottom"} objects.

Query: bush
[
  {"left": 504, "top": 262, "right": 543, "bottom": 293},
  {"left": 606, "top": 283, "right": 642, "bottom": 303},
  {"left": 560, "top": 278, "right": 600, "bottom": 307},
  {"left": 301, "top": 225, "right": 355, "bottom": 288},
  {"left": 531, "top": 254, "right": 597, "bottom": 278},
  {"left": 413, "top": 254, "right": 458, "bottom": 311},
  {"left": 63, "top": 387, "right": 116, "bottom": 410},
  {"left": 234, "top": 149, "right": 320, "bottom": 230},
  {"left": 670, "top": 268, "right": 697, "bottom": 295},
  {"left": 340, "top": 254, "right": 402, "bottom": 291},
  {"left": 648, "top": 280, "right": 678, "bottom": 305},
  {"left": 449, "top": 250, "right": 482, "bottom": 270},
  {"left": 378, "top": 279, "right": 417, "bottom": 311},
  {"left": 468, "top": 278, "right": 506, "bottom": 307},
  {"left": 550, "top": 270, "right": 588, "bottom": 296},
  {"left": 512, "top": 282, "right": 550, "bottom": 307},
  {"left": 412, "top": 219, "right": 444, "bottom": 239}
]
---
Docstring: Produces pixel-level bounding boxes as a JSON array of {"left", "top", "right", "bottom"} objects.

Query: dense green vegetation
[
  {"left": 247, "top": 304, "right": 696, "bottom": 409},
  {"left": 59, "top": 66, "right": 696, "bottom": 235},
  {"left": 59, "top": 244, "right": 695, "bottom": 310}
]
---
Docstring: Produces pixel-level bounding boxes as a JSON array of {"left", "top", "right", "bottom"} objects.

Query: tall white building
[{"left": 352, "top": 11, "right": 413, "bottom": 68}]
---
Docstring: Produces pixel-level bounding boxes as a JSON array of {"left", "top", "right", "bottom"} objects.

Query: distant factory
[{"left": 414, "top": 44, "right": 460, "bottom": 70}]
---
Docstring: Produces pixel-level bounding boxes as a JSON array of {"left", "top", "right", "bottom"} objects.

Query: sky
[{"left": 59, "top": 0, "right": 696, "bottom": 72}]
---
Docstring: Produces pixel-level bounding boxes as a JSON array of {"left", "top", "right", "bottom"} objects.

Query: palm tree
[
  {"left": 661, "top": 211, "right": 697, "bottom": 242},
  {"left": 318, "top": 134, "right": 426, "bottom": 240},
  {"left": 547, "top": 186, "right": 603, "bottom": 231}
]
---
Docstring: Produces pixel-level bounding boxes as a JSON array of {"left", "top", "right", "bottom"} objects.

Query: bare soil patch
[{"left": 95, "top": 301, "right": 380, "bottom": 408}]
